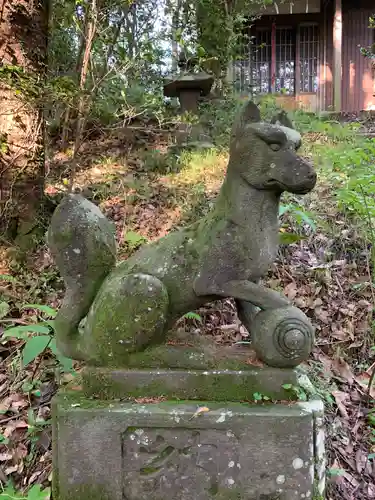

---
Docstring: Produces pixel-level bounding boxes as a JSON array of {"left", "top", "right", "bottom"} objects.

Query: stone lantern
[
  {"left": 163, "top": 63, "right": 214, "bottom": 148},
  {"left": 163, "top": 72, "right": 214, "bottom": 115}
]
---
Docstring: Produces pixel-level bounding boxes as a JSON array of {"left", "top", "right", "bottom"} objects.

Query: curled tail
[{"left": 47, "top": 194, "right": 116, "bottom": 360}]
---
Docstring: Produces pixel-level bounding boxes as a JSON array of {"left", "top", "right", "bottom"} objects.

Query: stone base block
[{"left": 53, "top": 392, "right": 325, "bottom": 500}]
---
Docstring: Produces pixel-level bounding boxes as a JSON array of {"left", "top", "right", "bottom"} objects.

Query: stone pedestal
[{"left": 52, "top": 368, "right": 325, "bottom": 500}]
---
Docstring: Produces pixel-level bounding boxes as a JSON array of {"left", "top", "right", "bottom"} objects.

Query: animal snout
[
  {"left": 300, "top": 157, "right": 317, "bottom": 186},
  {"left": 296, "top": 169, "right": 317, "bottom": 194}
]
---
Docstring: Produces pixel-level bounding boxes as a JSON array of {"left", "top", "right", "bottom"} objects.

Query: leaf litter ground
[{"left": 1, "top": 125, "right": 375, "bottom": 499}]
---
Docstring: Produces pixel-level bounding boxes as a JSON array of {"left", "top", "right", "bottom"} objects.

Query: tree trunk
[
  {"left": 60, "top": 28, "right": 86, "bottom": 148},
  {"left": 67, "top": 0, "right": 98, "bottom": 191},
  {"left": 126, "top": 3, "right": 136, "bottom": 61},
  {"left": 0, "top": 0, "right": 48, "bottom": 245},
  {"left": 171, "top": 0, "right": 183, "bottom": 71}
]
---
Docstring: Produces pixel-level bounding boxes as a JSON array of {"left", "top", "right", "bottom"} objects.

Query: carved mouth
[
  {"left": 265, "top": 178, "right": 316, "bottom": 194},
  {"left": 292, "top": 186, "right": 314, "bottom": 194},
  {"left": 264, "top": 179, "right": 289, "bottom": 191},
  {"left": 291, "top": 177, "right": 317, "bottom": 194}
]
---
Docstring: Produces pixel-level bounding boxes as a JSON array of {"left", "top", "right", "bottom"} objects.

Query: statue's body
[{"left": 48, "top": 102, "right": 317, "bottom": 368}]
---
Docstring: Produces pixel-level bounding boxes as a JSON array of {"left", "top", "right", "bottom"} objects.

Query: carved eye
[{"left": 270, "top": 143, "right": 281, "bottom": 152}]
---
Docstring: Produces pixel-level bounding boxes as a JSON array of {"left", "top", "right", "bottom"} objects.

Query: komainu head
[{"left": 228, "top": 101, "right": 317, "bottom": 195}]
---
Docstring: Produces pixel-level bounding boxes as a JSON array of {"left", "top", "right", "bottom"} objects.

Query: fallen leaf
[
  {"left": 355, "top": 448, "right": 368, "bottom": 474},
  {"left": 69, "top": 385, "right": 83, "bottom": 391},
  {"left": 332, "top": 357, "right": 354, "bottom": 385},
  {"left": 0, "top": 397, "right": 12, "bottom": 413},
  {"left": 28, "top": 470, "right": 42, "bottom": 485},
  {"left": 0, "top": 381, "right": 8, "bottom": 396},
  {"left": 10, "top": 397, "right": 28, "bottom": 411},
  {"left": 313, "top": 297, "right": 323, "bottom": 307},
  {"left": 245, "top": 358, "right": 264, "bottom": 368},
  {"left": 331, "top": 329, "right": 350, "bottom": 341},
  {"left": 316, "top": 352, "right": 333, "bottom": 375},
  {"left": 315, "top": 307, "right": 330, "bottom": 324},
  {"left": 4, "top": 420, "right": 28, "bottom": 438},
  {"left": 284, "top": 282, "right": 298, "bottom": 300},
  {"left": 367, "top": 483, "right": 375, "bottom": 498},
  {"left": 0, "top": 393, "right": 28, "bottom": 413},
  {"left": 13, "top": 442, "right": 28, "bottom": 461},
  {"left": 294, "top": 297, "right": 308, "bottom": 308},
  {"left": 189, "top": 406, "right": 210, "bottom": 420},
  {"left": 358, "top": 299, "right": 372, "bottom": 309},
  {"left": 219, "top": 324, "right": 238, "bottom": 331},
  {"left": 342, "top": 470, "right": 360, "bottom": 487},
  {"left": 349, "top": 340, "right": 364, "bottom": 348},
  {"left": 332, "top": 391, "right": 350, "bottom": 419},
  {"left": 133, "top": 397, "right": 166, "bottom": 404},
  {"left": 355, "top": 372, "right": 375, "bottom": 399},
  {"left": 4, "top": 465, "right": 17, "bottom": 475}
]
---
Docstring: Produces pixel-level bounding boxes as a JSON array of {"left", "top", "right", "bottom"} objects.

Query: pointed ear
[
  {"left": 231, "top": 100, "right": 261, "bottom": 136},
  {"left": 240, "top": 100, "right": 261, "bottom": 124},
  {"left": 270, "top": 109, "right": 295, "bottom": 129}
]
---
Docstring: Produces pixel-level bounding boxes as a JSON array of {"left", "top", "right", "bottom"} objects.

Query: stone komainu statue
[{"left": 47, "top": 101, "right": 317, "bottom": 369}]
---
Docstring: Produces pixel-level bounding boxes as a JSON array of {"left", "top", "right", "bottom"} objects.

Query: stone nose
[
  {"left": 307, "top": 169, "right": 316, "bottom": 178},
  {"left": 307, "top": 170, "right": 317, "bottom": 185},
  {"left": 309, "top": 171, "right": 317, "bottom": 181}
]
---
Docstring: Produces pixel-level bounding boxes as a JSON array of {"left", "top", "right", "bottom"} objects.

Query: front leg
[
  {"left": 194, "top": 279, "right": 290, "bottom": 311},
  {"left": 195, "top": 279, "right": 314, "bottom": 368}
]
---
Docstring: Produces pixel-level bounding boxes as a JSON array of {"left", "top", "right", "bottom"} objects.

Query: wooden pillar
[{"left": 333, "top": 0, "right": 342, "bottom": 111}]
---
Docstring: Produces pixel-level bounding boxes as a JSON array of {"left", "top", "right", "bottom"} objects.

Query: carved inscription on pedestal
[{"left": 122, "top": 427, "right": 241, "bottom": 500}]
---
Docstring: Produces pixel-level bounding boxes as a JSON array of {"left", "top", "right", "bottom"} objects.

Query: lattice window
[
  {"left": 235, "top": 21, "right": 320, "bottom": 96},
  {"left": 232, "top": 28, "right": 253, "bottom": 93},
  {"left": 299, "top": 24, "right": 319, "bottom": 92},
  {"left": 232, "top": 59, "right": 252, "bottom": 93},
  {"left": 250, "top": 29, "right": 272, "bottom": 94},
  {"left": 275, "top": 28, "right": 295, "bottom": 94},
  {"left": 250, "top": 28, "right": 295, "bottom": 95}
]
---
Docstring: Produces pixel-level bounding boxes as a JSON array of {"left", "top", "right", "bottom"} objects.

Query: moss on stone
[
  {"left": 48, "top": 194, "right": 117, "bottom": 359},
  {"left": 210, "top": 489, "right": 243, "bottom": 499},
  {"left": 48, "top": 223, "right": 74, "bottom": 247},
  {"left": 124, "top": 345, "right": 241, "bottom": 370},
  {"left": 52, "top": 391, "right": 115, "bottom": 410},
  {"left": 54, "top": 482, "right": 113, "bottom": 500},
  {"left": 81, "top": 367, "right": 299, "bottom": 402},
  {"left": 121, "top": 343, "right": 266, "bottom": 372},
  {"left": 82, "top": 273, "right": 169, "bottom": 367},
  {"left": 312, "top": 481, "right": 325, "bottom": 500},
  {"left": 81, "top": 371, "right": 129, "bottom": 400},
  {"left": 204, "top": 488, "right": 282, "bottom": 499},
  {"left": 312, "top": 492, "right": 324, "bottom": 500},
  {"left": 53, "top": 390, "right": 304, "bottom": 414}
]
